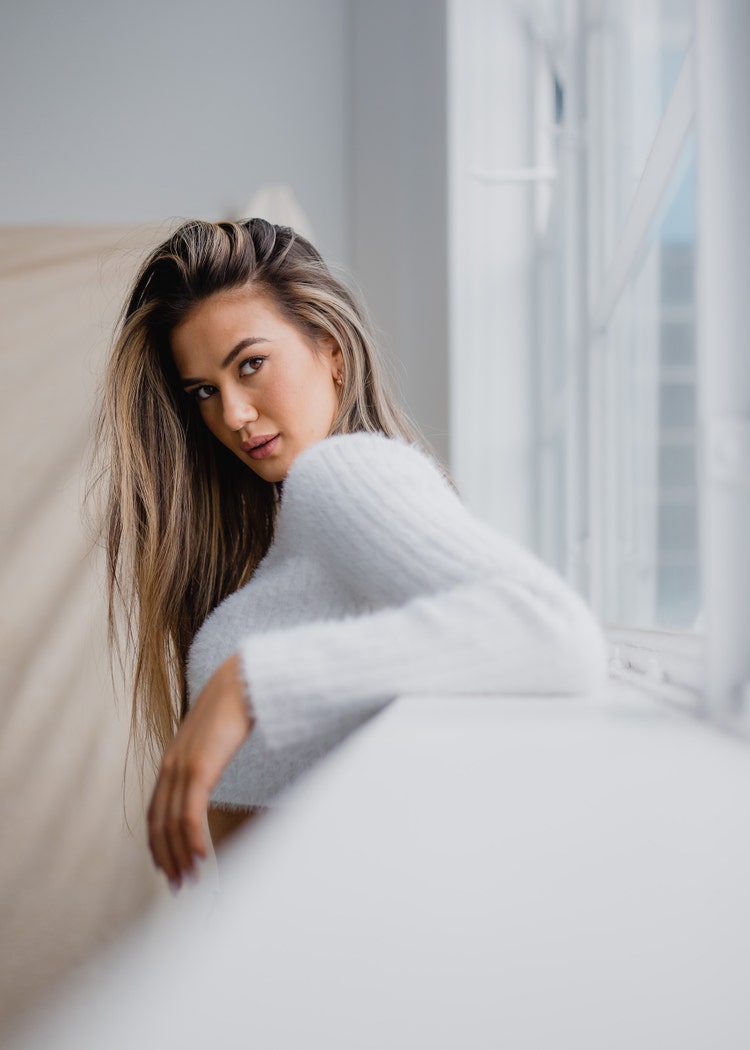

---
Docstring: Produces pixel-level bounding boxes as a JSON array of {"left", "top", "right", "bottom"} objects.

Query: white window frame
[
  {"left": 519, "top": 1, "right": 703, "bottom": 711},
  {"left": 557, "top": 0, "right": 750, "bottom": 730},
  {"left": 450, "top": 0, "right": 750, "bottom": 733},
  {"left": 585, "top": 29, "right": 699, "bottom": 712}
]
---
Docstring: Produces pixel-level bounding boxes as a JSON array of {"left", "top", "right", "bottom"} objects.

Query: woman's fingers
[
  {"left": 167, "top": 770, "right": 211, "bottom": 876},
  {"left": 147, "top": 764, "right": 183, "bottom": 884},
  {"left": 147, "top": 654, "right": 253, "bottom": 888},
  {"left": 182, "top": 777, "right": 211, "bottom": 861},
  {"left": 149, "top": 753, "right": 206, "bottom": 884},
  {"left": 166, "top": 771, "right": 195, "bottom": 878}
]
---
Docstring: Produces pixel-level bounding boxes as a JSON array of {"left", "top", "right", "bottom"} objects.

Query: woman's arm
[
  {"left": 237, "top": 433, "right": 607, "bottom": 753},
  {"left": 148, "top": 434, "right": 607, "bottom": 884},
  {"left": 238, "top": 575, "right": 606, "bottom": 756},
  {"left": 148, "top": 655, "right": 252, "bottom": 886},
  {"left": 150, "top": 578, "right": 604, "bottom": 885}
]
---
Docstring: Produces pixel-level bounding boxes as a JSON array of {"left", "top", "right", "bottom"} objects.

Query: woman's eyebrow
[
  {"left": 221, "top": 336, "right": 269, "bottom": 369},
  {"left": 180, "top": 337, "right": 269, "bottom": 387}
]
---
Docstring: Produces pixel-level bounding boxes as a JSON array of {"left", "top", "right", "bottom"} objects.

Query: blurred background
[{"left": 2, "top": 0, "right": 742, "bottom": 1039}]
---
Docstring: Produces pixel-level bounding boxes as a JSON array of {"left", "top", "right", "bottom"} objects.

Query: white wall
[
  {"left": 449, "top": 0, "right": 535, "bottom": 545},
  {"left": 0, "top": 0, "right": 351, "bottom": 264}
]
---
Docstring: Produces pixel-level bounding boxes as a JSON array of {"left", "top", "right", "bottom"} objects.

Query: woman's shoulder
[
  {"left": 278, "top": 432, "right": 460, "bottom": 553},
  {"left": 285, "top": 431, "right": 451, "bottom": 498}
]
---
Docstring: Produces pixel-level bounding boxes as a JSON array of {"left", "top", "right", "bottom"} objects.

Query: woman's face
[{"left": 170, "top": 290, "right": 343, "bottom": 483}]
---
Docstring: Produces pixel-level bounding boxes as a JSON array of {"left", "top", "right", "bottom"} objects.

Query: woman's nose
[{"left": 222, "top": 388, "right": 258, "bottom": 430}]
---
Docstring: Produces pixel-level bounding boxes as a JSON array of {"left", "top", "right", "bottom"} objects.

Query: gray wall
[
  {"left": 350, "top": 0, "right": 450, "bottom": 462},
  {"left": 0, "top": 0, "right": 351, "bottom": 263},
  {"left": 1, "top": 0, "right": 449, "bottom": 459}
]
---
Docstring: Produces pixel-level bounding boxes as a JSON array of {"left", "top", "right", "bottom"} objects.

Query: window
[{"left": 450, "top": 1, "right": 750, "bottom": 726}]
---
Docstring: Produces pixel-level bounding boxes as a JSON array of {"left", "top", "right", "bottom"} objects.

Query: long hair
[{"left": 95, "top": 218, "right": 423, "bottom": 775}]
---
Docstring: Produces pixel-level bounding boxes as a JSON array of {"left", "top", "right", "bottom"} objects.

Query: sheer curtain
[{"left": 0, "top": 225, "right": 165, "bottom": 1038}]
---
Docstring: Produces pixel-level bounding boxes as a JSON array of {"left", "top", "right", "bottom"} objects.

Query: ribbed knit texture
[{"left": 187, "top": 433, "right": 607, "bottom": 808}]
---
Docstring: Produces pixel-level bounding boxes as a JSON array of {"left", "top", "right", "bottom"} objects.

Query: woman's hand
[{"left": 147, "top": 654, "right": 253, "bottom": 889}]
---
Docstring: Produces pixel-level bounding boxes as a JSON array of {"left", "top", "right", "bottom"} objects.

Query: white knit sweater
[{"left": 187, "top": 432, "right": 607, "bottom": 809}]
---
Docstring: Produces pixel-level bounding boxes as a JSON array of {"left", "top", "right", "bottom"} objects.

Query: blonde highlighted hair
[{"left": 95, "top": 219, "right": 422, "bottom": 774}]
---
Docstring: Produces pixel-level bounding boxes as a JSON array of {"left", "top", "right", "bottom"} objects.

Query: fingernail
[{"left": 168, "top": 879, "right": 181, "bottom": 896}]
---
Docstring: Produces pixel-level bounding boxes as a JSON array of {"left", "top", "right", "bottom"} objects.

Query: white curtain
[{"left": 0, "top": 225, "right": 168, "bottom": 1038}]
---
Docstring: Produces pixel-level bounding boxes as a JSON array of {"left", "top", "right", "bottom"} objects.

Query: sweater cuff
[
  {"left": 236, "top": 578, "right": 607, "bottom": 755},
  {"left": 237, "top": 621, "right": 396, "bottom": 754}
]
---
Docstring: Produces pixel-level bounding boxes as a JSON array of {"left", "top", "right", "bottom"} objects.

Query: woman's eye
[
  {"left": 239, "top": 356, "right": 266, "bottom": 377},
  {"left": 191, "top": 385, "right": 215, "bottom": 402}
]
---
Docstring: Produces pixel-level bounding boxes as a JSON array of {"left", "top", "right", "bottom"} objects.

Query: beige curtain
[{"left": 0, "top": 226, "right": 170, "bottom": 1038}]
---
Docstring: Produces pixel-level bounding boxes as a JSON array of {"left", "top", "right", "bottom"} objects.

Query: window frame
[
  {"left": 450, "top": 0, "right": 750, "bottom": 730},
  {"left": 544, "top": 5, "right": 702, "bottom": 708}
]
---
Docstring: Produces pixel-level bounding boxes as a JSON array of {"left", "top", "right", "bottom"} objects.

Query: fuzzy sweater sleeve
[{"left": 237, "top": 433, "right": 608, "bottom": 753}]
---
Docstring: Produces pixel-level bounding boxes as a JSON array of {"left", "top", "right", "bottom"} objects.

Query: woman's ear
[{"left": 319, "top": 335, "right": 343, "bottom": 374}]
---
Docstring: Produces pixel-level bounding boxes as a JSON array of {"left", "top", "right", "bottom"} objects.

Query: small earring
[{"left": 335, "top": 373, "right": 343, "bottom": 386}]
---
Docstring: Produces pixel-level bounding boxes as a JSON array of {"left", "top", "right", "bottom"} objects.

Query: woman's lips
[{"left": 243, "top": 435, "right": 279, "bottom": 460}]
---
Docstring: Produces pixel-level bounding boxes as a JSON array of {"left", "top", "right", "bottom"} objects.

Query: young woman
[{"left": 99, "top": 218, "right": 606, "bottom": 891}]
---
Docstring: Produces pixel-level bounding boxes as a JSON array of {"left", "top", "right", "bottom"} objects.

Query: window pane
[
  {"left": 603, "top": 137, "right": 699, "bottom": 628},
  {"left": 597, "top": 0, "right": 694, "bottom": 269}
]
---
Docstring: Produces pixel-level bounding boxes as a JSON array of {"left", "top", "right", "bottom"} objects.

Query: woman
[{"left": 99, "top": 218, "right": 606, "bottom": 891}]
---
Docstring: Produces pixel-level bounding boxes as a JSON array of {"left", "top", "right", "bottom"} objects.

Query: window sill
[{"left": 606, "top": 625, "right": 703, "bottom": 713}]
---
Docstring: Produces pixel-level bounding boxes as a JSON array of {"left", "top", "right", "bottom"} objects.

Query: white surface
[
  {"left": 448, "top": 0, "right": 535, "bottom": 545},
  {"left": 8, "top": 681, "right": 750, "bottom": 1049}
]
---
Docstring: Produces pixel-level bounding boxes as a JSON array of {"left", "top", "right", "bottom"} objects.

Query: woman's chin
[{"left": 242, "top": 453, "right": 289, "bottom": 485}]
